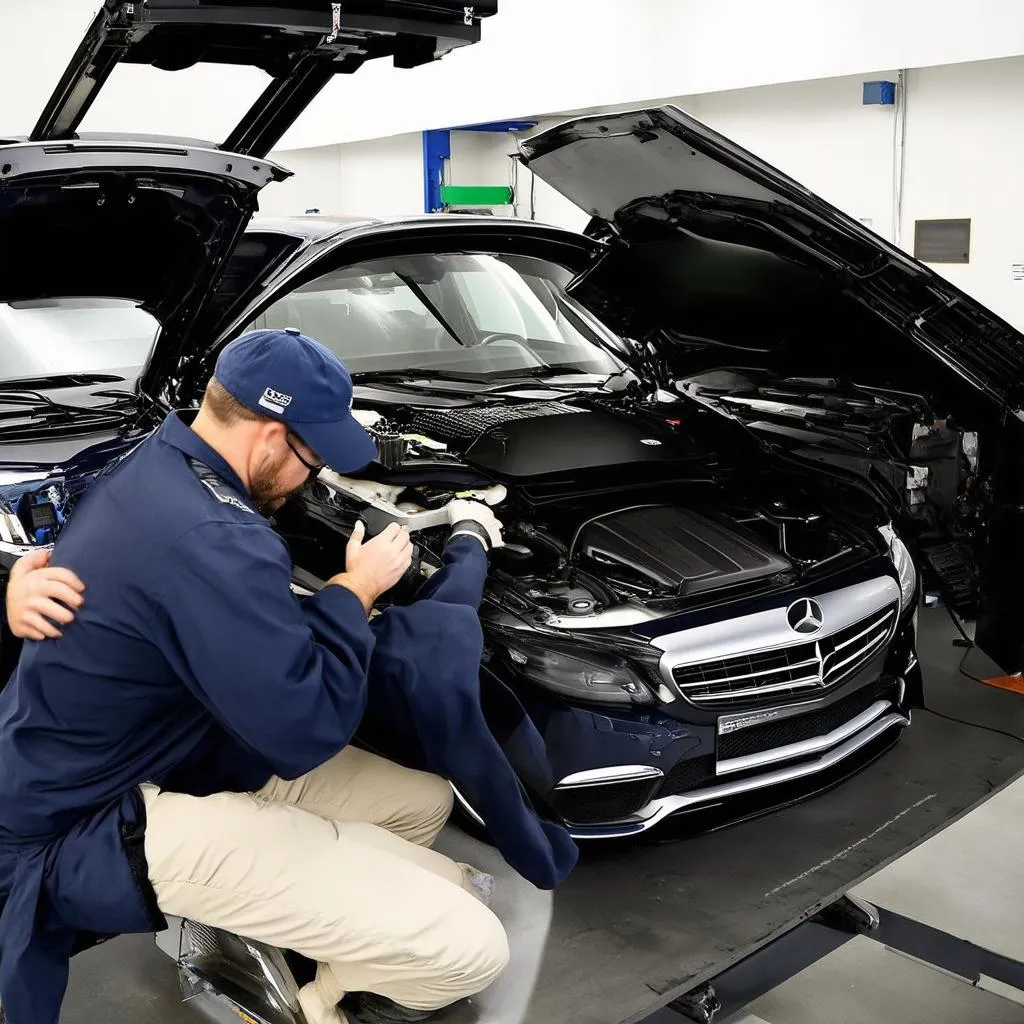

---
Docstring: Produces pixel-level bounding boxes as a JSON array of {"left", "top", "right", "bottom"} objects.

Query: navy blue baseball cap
[{"left": 214, "top": 328, "right": 377, "bottom": 474}]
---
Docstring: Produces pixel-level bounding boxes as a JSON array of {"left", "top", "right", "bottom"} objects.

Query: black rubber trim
[{"left": 449, "top": 520, "right": 490, "bottom": 550}]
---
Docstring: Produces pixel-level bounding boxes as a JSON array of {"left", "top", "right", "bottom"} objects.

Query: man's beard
[{"left": 249, "top": 452, "right": 308, "bottom": 514}]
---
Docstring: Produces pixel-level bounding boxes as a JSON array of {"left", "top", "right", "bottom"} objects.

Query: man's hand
[
  {"left": 447, "top": 499, "right": 504, "bottom": 550},
  {"left": 5, "top": 549, "right": 85, "bottom": 640},
  {"left": 328, "top": 521, "right": 413, "bottom": 614}
]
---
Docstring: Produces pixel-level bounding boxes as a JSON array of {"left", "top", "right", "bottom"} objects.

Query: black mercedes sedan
[{"left": 0, "top": 1, "right": 1017, "bottom": 839}]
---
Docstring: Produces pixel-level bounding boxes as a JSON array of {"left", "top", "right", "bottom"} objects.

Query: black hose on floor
[{"left": 917, "top": 605, "right": 1024, "bottom": 746}]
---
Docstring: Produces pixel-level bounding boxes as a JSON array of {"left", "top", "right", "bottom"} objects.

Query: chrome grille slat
[
  {"left": 674, "top": 656, "right": 821, "bottom": 688},
  {"left": 687, "top": 675, "right": 824, "bottom": 702},
  {"left": 670, "top": 601, "right": 900, "bottom": 709},
  {"left": 825, "top": 629, "right": 887, "bottom": 678},
  {"left": 833, "top": 610, "right": 895, "bottom": 652}
]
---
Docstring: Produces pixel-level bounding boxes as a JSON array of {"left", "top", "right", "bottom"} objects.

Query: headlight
[
  {"left": 879, "top": 524, "right": 917, "bottom": 610},
  {"left": 497, "top": 636, "right": 658, "bottom": 706}
]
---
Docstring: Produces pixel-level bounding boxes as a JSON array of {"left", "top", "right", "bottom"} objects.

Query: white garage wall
[
  {"left": 7, "top": 0, "right": 1024, "bottom": 150},
  {"left": 681, "top": 75, "right": 900, "bottom": 239},
  {"left": 265, "top": 55, "right": 1024, "bottom": 332},
  {"left": 897, "top": 58, "right": 1024, "bottom": 328},
  {"left": 675, "top": 58, "right": 1024, "bottom": 331},
  {"left": 266, "top": 123, "right": 592, "bottom": 231},
  {"left": 259, "top": 146, "right": 342, "bottom": 218},
  {"left": 260, "top": 135, "right": 424, "bottom": 219}
]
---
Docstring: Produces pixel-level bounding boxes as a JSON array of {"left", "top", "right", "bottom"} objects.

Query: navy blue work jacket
[
  {"left": 0, "top": 411, "right": 377, "bottom": 1022},
  {"left": 0, "top": 411, "right": 576, "bottom": 1024}
]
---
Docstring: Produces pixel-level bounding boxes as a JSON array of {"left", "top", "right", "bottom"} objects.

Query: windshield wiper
[
  {"left": 0, "top": 373, "right": 127, "bottom": 392},
  {"left": 351, "top": 370, "right": 492, "bottom": 399},
  {"left": 353, "top": 369, "right": 490, "bottom": 385},
  {"left": 0, "top": 391, "right": 132, "bottom": 423},
  {"left": 352, "top": 368, "right": 620, "bottom": 396},
  {"left": 392, "top": 273, "right": 466, "bottom": 348}
]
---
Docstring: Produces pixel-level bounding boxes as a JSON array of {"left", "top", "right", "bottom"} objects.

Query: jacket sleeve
[
  {"left": 151, "top": 520, "right": 375, "bottom": 780},
  {"left": 413, "top": 535, "right": 489, "bottom": 609}
]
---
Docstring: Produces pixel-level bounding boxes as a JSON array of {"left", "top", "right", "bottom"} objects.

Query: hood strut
[
  {"left": 222, "top": 50, "right": 360, "bottom": 157},
  {"left": 31, "top": 1, "right": 126, "bottom": 142},
  {"left": 31, "top": 1, "right": 490, "bottom": 157}
]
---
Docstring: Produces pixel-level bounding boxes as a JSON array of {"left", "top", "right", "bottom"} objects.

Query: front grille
[
  {"left": 717, "top": 680, "right": 895, "bottom": 761},
  {"left": 671, "top": 603, "right": 897, "bottom": 709}
]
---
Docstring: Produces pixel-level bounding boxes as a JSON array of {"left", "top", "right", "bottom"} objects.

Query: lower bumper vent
[{"left": 718, "top": 680, "right": 898, "bottom": 761}]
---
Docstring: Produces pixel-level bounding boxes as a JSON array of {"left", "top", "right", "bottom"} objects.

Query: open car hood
[
  {"left": 3, "top": 1, "right": 495, "bottom": 400},
  {"left": 0, "top": 140, "right": 285, "bottom": 376},
  {"left": 520, "top": 106, "right": 1024, "bottom": 420},
  {"left": 32, "top": 1, "right": 495, "bottom": 156}
]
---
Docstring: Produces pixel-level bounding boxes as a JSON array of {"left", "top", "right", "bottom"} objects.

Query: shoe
[{"left": 343, "top": 992, "right": 441, "bottom": 1023}]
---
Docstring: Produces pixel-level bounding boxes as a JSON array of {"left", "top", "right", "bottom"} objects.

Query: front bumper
[
  {"left": 538, "top": 574, "right": 918, "bottom": 839},
  {"left": 565, "top": 683, "right": 909, "bottom": 838},
  {"left": 545, "top": 660, "right": 913, "bottom": 839}
]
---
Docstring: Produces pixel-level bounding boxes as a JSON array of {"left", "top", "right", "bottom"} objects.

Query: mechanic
[{"left": 0, "top": 329, "right": 510, "bottom": 1024}]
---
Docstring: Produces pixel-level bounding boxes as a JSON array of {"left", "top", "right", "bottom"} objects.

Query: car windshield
[
  {"left": 0, "top": 298, "right": 158, "bottom": 387},
  {"left": 245, "top": 253, "right": 627, "bottom": 379}
]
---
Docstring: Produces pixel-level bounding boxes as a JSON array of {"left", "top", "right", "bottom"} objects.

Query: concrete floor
[
  {"left": 732, "top": 933, "right": 1024, "bottom": 1024},
  {"left": 61, "top": 607, "right": 1024, "bottom": 1024},
  {"left": 647, "top": 608, "right": 1024, "bottom": 1024},
  {"left": 717, "top": 750, "right": 1024, "bottom": 1024},
  {"left": 854, "top": 760, "right": 1024, "bottom": 962}
]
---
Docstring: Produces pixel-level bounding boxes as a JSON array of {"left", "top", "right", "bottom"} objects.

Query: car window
[
  {"left": 0, "top": 298, "right": 158, "bottom": 384},
  {"left": 459, "top": 267, "right": 531, "bottom": 337},
  {"left": 244, "top": 253, "right": 624, "bottom": 378}
]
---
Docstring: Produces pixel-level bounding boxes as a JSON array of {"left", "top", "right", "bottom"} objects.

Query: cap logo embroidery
[{"left": 259, "top": 387, "right": 293, "bottom": 415}]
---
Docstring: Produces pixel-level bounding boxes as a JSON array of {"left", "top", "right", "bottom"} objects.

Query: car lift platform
[{"left": 64, "top": 607, "right": 1024, "bottom": 1024}]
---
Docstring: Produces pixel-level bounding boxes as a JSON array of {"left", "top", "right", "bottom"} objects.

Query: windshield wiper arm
[
  {"left": 0, "top": 391, "right": 131, "bottom": 422},
  {"left": 0, "top": 373, "right": 127, "bottom": 392},
  {"left": 352, "top": 368, "right": 619, "bottom": 396},
  {"left": 393, "top": 273, "right": 466, "bottom": 348},
  {"left": 353, "top": 370, "right": 488, "bottom": 386},
  {"left": 351, "top": 371, "right": 490, "bottom": 399}
]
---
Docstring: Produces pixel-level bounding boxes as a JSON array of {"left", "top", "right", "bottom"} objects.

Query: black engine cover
[
  {"left": 408, "top": 402, "right": 689, "bottom": 478},
  {"left": 574, "top": 505, "right": 792, "bottom": 596}
]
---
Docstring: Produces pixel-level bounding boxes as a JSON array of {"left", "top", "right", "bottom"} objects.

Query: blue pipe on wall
[{"left": 422, "top": 129, "right": 451, "bottom": 214}]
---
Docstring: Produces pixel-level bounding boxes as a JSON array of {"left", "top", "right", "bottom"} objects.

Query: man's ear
[{"left": 256, "top": 418, "right": 288, "bottom": 452}]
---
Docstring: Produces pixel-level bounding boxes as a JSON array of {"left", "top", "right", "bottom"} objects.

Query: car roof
[{"left": 247, "top": 212, "right": 572, "bottom": 243}]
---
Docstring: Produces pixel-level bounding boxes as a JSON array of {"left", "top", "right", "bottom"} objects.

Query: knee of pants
[
  {"left": 409, "top": 773, "right": 454, "bottom": 833},
  {"left": 439, "top": 906, "right": 510, "bottom": 1000},
  {"left": 427, "top": 775, "right": 455, "bottom": 822}
]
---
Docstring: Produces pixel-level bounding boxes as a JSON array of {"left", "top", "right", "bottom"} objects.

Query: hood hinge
[{"left": 325, "top": 3, "right": 342, "bottom": 44}]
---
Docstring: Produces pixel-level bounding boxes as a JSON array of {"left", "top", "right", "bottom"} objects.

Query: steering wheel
[{"left": 474, "top": 333, "right": 545, "bottom": 366}]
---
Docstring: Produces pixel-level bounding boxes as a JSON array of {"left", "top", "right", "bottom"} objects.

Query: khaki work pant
[{"left": 140, "top": 746, "right": 509, "bottom": 1024}]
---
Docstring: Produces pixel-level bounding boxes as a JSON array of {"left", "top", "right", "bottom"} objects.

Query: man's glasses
[{"left": 286, "top": 432, "right": 325, "bottom": 473}]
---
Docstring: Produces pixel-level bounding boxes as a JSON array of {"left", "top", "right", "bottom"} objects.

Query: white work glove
[{"left": 447, "top": 498, "right": 504, "bottom": 551}]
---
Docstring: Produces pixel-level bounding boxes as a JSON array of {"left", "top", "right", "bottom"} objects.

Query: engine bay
[
  {"left": 283, "top": 394, "right": 898, "bottom": 631},
  {"left": 0, "top": 379, "right": 989, "bottom": 634},
  {"left": 676, "top": 370, "right": 989, "bottom": 616}
]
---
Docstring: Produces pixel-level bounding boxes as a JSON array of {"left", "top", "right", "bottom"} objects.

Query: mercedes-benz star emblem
[{"left": 786, "top": 598, "right": 824, "bottom": 634}]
